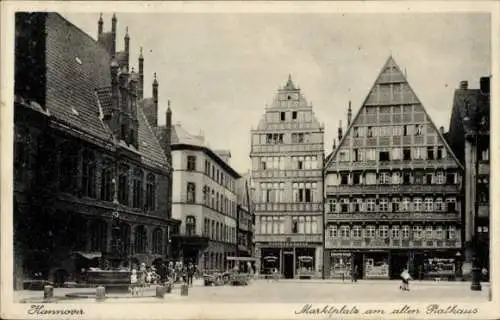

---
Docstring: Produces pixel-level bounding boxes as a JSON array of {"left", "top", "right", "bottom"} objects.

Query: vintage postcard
[{"left": 1, "top": 1, "right": 499, "bottom": 319}]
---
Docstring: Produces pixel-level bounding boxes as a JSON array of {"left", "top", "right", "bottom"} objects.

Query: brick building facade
[{"left": 13, "top": 13, "right": 178, "bottom": 288}]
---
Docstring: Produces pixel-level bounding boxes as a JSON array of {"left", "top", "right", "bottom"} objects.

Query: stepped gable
[
  {"left": 44, "top": 13, "right": 168, "bottom": 170},
  {"left": 257, "top": 75, "right": 322, "bottom": 130},
  {"left": 325, "top": 55, "right": 462, "bottom": 170}
]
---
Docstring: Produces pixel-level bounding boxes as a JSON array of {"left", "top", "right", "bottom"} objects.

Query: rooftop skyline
[{"left": 61, "top": 12, "right": 491, "bottom": 173}]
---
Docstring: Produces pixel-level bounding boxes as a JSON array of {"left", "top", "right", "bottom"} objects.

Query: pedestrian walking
[
  {"left": 187, "top": 263, "right": 194, "bottom": 286},
  {"left": 400, "top": 268, "right": 412, "bottom": 291},
  {"left": 351, "top": 265, "right": 358, "bottom": 283}
]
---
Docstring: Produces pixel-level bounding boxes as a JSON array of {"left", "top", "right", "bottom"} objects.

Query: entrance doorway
[
  {"left": 283, "top": 253, "right": 294, "bottom": 279},
  {"left": 353, "top": 253, "right": 364, "bottom": 279},
  {"left": 390, "top": 252, "right": 408, "bottom": 279}
]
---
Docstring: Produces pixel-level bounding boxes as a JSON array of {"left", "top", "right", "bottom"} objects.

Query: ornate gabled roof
[{"left": 325, "top": 55, "right": 462, "bottom": 171}]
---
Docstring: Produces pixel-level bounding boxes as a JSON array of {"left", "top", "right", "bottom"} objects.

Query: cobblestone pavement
[{"left": 14, "top": 279, "right": 490, "bottom": 304}]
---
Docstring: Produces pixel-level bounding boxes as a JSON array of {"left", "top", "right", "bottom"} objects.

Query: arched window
[
  {"left": 134, "top": 225, "right": 147, "bottom": 253},
  {"left": 100, "top": 158, "right": 114, "bottom": 201},
  {"left": 118, "top": 164, "right": 130, "bottom": 205},
  {"left": 90, "top": 219, "right": 107, "bottom": 252},
  {"left": 186, "top": 216, "right": 196, "bottom": 236},
  {"left": 152, "top": 228, "right": 163, "bottom": 254},
  {"left": 146, "top": 173, "right": 156, "bottom": 211},
  {"left": 132, "top": 168, "right": 144, "bottom": 208},
  {"left": 82, "top": 149, "right": 96, "bottom": 198}
]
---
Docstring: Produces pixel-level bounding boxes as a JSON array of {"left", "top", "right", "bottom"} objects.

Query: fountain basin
[{"left": 86, "top": 269, "right": 135, "bottom": 293}]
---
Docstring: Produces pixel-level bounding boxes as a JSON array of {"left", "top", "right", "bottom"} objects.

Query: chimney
[
  {"left": 338, "top": 120, "right": 343, "bottom": 141},
  {"left": 98, "top": 13, "right": 103, "bottom": 37},
  {"left": 332, "top": 138, "right": 336, "bottom": 150},
  {"left": 439, "top": 126, "right": 444, "bottom": 135},
  {"left": 138, "top": 47, "right": 144, "bottom": 100},
  {"left": 165, "top": 100, "right": 172, "bottom": 165},
  {"left": 347, "top": 100, "right": 352, "bottom": 125},
  {"left": 480, "top": 76, "right": 490, "bottom": 95},
  {"left": 129, "top": 70, "right": 139, "bottom": 147},
  {"left": 110, "top": 58, "right": 120, "bottom": 136},
  {"left": 459, "top": 80, "right": 468, "bottom": 90},
  {"left": 145, "top": 72, "right": 158, "bottom": 127},
  {"left": 111, "top": 14, "right": 117, "bottom": 56},
  {"left": 124, "top": 27, "right": 130, "bottom": 70}
]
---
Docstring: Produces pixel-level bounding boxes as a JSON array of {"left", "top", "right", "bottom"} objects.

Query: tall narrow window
[
  {"left": 134, "top": 225, "right": 147, "bottom": 253},
  {"left": 59, "top": 141, "right": 79, "bottom": 192},
  {"left": 132, "top": 168, "right": 144, "bottom": 208},
  {"left": 146, "top": 173, "right": 156, "bottom": 211},
  {"left": 187, "top": 155, "right": 196, "bottom": 171},
  {"left": 152, "top": 228, "right": 163, "bottom": 254},
  {"left": 186, "top": 216, "right": 196, "bottom": 236},
  {"left": 100, "top": 159, "right": 114, "bottom": 201},
  {"left": 280, "top": 112, "right": 285, "bottom": 121},
  {"left": 186, "top": 182, "right": 196, "bottom": 203},
  {"left": 118, "top": 164, "right": 130, "bottom": 205},
  {"left": 82, "top": 150, "right": 96, "bottom": 198}
]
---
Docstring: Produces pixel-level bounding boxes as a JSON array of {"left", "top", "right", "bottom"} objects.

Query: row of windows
[
  {"left": 196, "top": 185, "right": 237, "bottom": 218},
  {"left": 329, "top": 171, "right": 457, "bottom": 186},
  {"left": 339, "top": 146, "right": 447, "bottom": 162},
  {"left": 259, "top": 216, "right": 319, "bottom": 234},
  {"left": 260, "top": 182, "right": 318, "bottom": 203},
  {"left": 196, "top": 157, "right": 235, "bottom": 191},
  {"left": 327, "top": 225, "right": 457, "bottom": 240},
  {"left": 352, "top": 124, "right": 433, "bottom": 138},
  {"left": 202, "top": 217, "right": 237, "bottom": 244},
  {"left": 363, "top": 104, "right": 420, "bottom": 114},
  {"left": 258, "top": 155, "right": 320, "bottom": 170},
  {"left": 257, "top": 132, "right": 316, "bottom": 145},
  {"left": 327, "top": 197, "right": 457, "bottom": 213}
]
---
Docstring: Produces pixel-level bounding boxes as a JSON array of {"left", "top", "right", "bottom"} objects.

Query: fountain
[{"left": 86, "top": 211, "right": 132, "bottom": 293}]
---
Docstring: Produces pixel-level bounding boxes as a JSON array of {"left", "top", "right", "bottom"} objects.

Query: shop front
[
  {"left": 362, "top": 251, "right": 390, "bottom": 279},
  {"left": 259, "top": 245, "right": 319, "bottom": 279},
  {"left": 328, "top": 252, "right": 352, "bottom": 279}
]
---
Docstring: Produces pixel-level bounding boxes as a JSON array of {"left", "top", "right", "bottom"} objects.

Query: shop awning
[{"left": 72, "top": 251, "right": 102, "bottom": 260}]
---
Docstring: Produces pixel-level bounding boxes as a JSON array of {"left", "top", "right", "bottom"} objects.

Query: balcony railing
[
  {"left": 327, "top": 158, "right": 459, "bottom": 170},
  {"left": 324, "top": 238, "right": 460, "bottom": 249},
  {"left": 326, "top": 212, "right": 460, "bottom": 222},
  {"left": 325, "top": 183, "right": 459, "bottom": 195},
  {"left": 251, "top": 143, "right": 324, "bottom": 154},
  {"left": 255, "top": 202, "right": 323, "bottom": 212},
  {"left": 251, "top": 169, "right": 323, "bottom": 179},
  {"left": 255, "top": 234, "right": 322, "bottom": 243}
]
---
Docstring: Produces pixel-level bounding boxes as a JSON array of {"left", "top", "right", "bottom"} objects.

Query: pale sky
[{"left": 62, "top": 12, "right": 491, "bottom": 173}]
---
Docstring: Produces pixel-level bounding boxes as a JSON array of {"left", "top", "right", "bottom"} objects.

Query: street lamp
[{"left": 463, "top": 110, "right": 482, "bottom": 291}]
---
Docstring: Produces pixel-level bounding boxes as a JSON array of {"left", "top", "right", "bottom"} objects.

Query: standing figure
[
  {"left": 130, "top": 269, "right": 138, "bottom": 296},
  {"left": 400, "top": 268, "right": 412, "bottom": 291},
  {"left": 351, "top": 265, "right": 358, "bottom": 283}
]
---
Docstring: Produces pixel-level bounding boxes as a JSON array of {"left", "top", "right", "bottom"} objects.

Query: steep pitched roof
[
  {"left": 325, "top": 55, "right": 462, "bottom": 170},
  {"left": 44, "top": 13, "right": 168, "bottom": 170},
  {"left": 45, "top": 13, "right": 113, "bottom": 142},
  {"left": 447, "top": 81, "right": 490, "bottom": 162}
]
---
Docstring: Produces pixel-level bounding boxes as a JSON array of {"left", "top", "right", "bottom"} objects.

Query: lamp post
[{"left": 463, "top": 111, "right": 482, "bottom": 291}]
